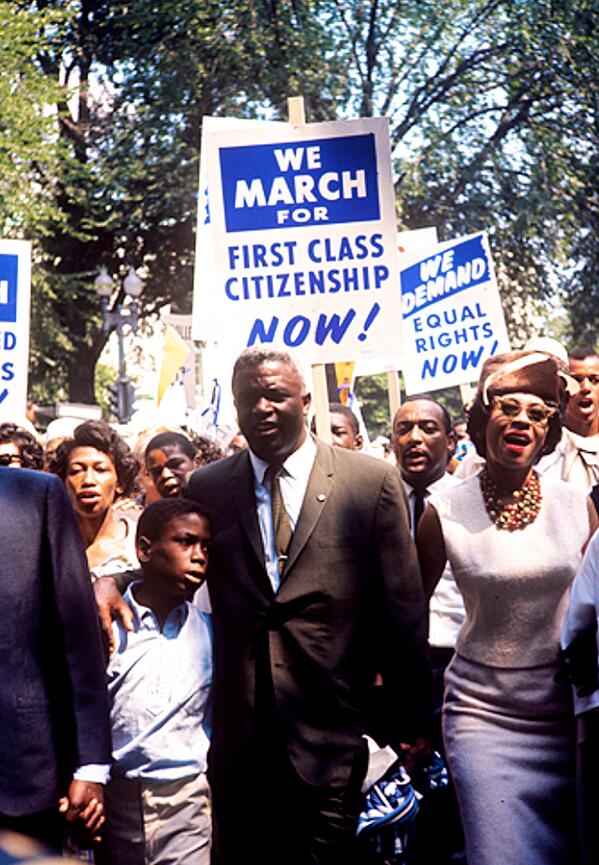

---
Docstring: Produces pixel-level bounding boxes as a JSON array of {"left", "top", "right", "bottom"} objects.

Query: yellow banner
[
  {"left": 157, "top": 323, "right": 190, "bottom": 405},
  {"left": 335, "top": 362, "right": 355, "bottom": 405}
]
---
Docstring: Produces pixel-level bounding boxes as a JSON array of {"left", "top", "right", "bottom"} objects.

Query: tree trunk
[{"left": 66, "top": 345, "right": 97, "bottom": 404}]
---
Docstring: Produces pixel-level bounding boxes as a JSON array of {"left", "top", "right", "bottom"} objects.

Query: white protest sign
[
  {"left": 354, "top": 226, "right": 438, "bottom": 377},
  {"left": 0, "top": 240, "right": 31, "bottom": 420},
  {"left": 202, "top": 118, "right": 402, "bottom": 366},
  {"left": 192, "top": 116, "right": 286, "bottom": 342},
  {"left": 400, "top": 232, "right": 510, "bottom": 394}
]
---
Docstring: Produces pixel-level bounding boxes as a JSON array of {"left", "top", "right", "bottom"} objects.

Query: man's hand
[
  {"left": 59, "top": 780, "right": 105, "bottom": 845},
  {"left": 94, "top": 576, "right": 133, "bottom": 654}
]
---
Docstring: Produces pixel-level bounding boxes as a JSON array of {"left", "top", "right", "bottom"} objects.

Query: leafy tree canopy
[{"left": 0, "top": 0, "right": 597, "bottom": 406}]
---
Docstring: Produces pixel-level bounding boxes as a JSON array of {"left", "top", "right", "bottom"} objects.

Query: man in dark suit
[
  {"left": 187, "top": 348, "right": 431, "bottom": 864},
  {"left": 0, "top": 468, "right": 111, "bottom": 850}
]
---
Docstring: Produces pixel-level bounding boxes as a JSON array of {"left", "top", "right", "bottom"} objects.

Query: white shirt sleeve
[
  {"left": 562, "top": 530, "right": 599, "bottom": 715},
  {"left": 73, "top": 764, "right": 111, "bottom": 784}
]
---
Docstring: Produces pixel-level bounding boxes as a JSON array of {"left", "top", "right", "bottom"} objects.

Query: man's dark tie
[
  {"left": 267, "top": 466, "right": 292, "bottom": 579},
  {"left": 413, "top": 487, "right": 427, "bottom": 532}
]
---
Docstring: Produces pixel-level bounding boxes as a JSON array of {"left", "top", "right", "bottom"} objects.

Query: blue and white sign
[
  {"left": 400, "top": 232, "right": 510, "bottom": 394},
  {"left": 219, "top": 134, "right": 379, "bottom": 232},
  {"left": 0, "top": 240, "right": 31, "bottom": 419},
  {"left": 192, "top": 116, "right": 287, "bottom": 342},
  {"left": 201, "top": 118, "right": 403, "bottom": 365}
]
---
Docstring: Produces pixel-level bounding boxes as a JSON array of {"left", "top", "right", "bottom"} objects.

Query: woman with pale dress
[{"left": 418, "top": 350, "right": 598, "bottom": 865}]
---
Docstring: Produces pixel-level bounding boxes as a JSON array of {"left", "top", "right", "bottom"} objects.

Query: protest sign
[
  {"left": 400, "top": 232, "right": 509, "bottom": 394},
  {"left": 354, "top": 226, "right": 438, "bottom": 378},
  {"left": 0, "top": 240, "right": 31, "bottom": 420},
  {"left": 192, "top": 116, "right": 286, "bottom": 342},
  {"left": 201, "top": 118, "right": 402, "bottom": 366}
]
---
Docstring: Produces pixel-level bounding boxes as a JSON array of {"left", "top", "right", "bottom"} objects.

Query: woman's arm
[{"left": 416, "top": 503, "right": 448, "bottom": 601}]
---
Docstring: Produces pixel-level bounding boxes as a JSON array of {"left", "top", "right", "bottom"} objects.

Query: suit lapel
[
  {"left": 230, "top": 452, "right": 268, "bottom": 573},
  {"left": 280, "top": 440, "right": 334, "bottom": 582}
]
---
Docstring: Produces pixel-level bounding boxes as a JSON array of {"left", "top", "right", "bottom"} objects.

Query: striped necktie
[{"left": 267, "top": 465, "right": 292, "bottom": 579}]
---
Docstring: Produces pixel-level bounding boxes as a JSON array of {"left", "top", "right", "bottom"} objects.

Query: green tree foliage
[
  {"left": 1, "top": 0, "right": 597, "bottom": 404},
  {"left": 327, "top": 0, "right": 599, "bottom": 340},
  {"left": 0, "top": 3, "right": 69, "bottom": 234}
]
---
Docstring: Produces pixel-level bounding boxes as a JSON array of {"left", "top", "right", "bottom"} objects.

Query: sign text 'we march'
[{"left": 203, "top": 118, "right": 403, "bottom": 364}]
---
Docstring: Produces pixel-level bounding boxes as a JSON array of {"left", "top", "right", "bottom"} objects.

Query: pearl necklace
[{"left": 479, "top": 468, "right": 542, "bottom": 531}]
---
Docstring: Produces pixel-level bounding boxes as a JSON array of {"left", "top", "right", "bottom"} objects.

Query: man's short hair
[
  {"left": 400, "top": 395, "right": 452, "bottom": 434},
  {"left": 136, "top": 498, "right": 212, "bottom": 544},
  {"left": 145, "top": 431, "right": 196, "bottom": 462},
  {"left": 569, "top": 346, "right": 599, "bottom": 362},
  {"left": 310, "top": 403, "right": 359, "bottom": 436},
  {"left": 232, "top": 348, "right": 306, "bottom": 393}
]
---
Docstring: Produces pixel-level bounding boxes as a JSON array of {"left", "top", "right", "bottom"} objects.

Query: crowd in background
[{"left": 0, "top": 340, "right": 598, "bottom": 865}]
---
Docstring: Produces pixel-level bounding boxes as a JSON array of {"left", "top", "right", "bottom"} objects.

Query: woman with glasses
[
  {"left": 418, "top": 350, "right": 598, "bottom": 865},
  {"left": 50, "top": 420, "right": 140, "bottom": 581},
  {"left": 0, "top": 421, "right": 43, "bottom": 469}
]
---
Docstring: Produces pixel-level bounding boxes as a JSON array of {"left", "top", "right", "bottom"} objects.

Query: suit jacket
[
  {"left": 0, "top": 469, "right": 111, "bottom": 816},
  {"left": 187, "top": 439, "right": 430, "bottom": 789}
]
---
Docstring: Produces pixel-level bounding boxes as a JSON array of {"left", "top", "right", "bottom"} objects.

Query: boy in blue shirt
[{"left": 96, "top": 498, "right": 213, "bottom": 865}]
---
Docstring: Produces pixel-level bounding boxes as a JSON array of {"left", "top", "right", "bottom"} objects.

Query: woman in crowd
[
  {"left": 418, "top": 350, "right": 598, "bottom": 865},
  {"left": 51, "top": 420, "right": 140, "bottom": 580},
  {"left": 0, "top": 421, "right": 43, "bottom": 469}
]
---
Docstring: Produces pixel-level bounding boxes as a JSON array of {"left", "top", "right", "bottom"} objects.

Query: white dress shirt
[
  {"left": 249, "top": 434, "right": 317, "bottom": 592},
  {"left": 402, "top": 472, "right": 466, "bottom": 648},
  {"left": 537, "top": 428, "right": 599, "bottom": 493}
]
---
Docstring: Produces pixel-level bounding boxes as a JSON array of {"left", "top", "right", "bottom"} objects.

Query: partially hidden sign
[
  {"left": 0, "top": 240, "right": 31, "bottom": 419},
  {"left": 400, "top": 232, "right": 510, "bottom": 394},
  {"left": 201, "top": 118, "right": 403, "bottom": 364}
]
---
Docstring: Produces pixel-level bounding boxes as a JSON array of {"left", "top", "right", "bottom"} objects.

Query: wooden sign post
[{"left": 287, "top": 96, "right": 332, "bottom": 444}]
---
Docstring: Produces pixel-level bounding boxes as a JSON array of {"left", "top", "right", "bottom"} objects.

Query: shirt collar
[
  {"left": 565, "top": 429, "right": 599, "bottom": 454},
  {"left": 124, "top": 582, "right": 188, "bottom": 631},
  {"left": 401, "top": 471, "right": 453, "bottom": 498},
  {"left": 249, "top": 433, "right": 316, "bottom": 485}
]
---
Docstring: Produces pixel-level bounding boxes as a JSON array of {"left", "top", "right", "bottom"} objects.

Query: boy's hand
[
  {"left": 400, "top": 737, "right": 432, "bottom": 775},
  {"left": 94, "top": 576, "right": 134, "bottom": 654},
  {"left": 59, "top": 780, "right": 105, "bottom": 845}
]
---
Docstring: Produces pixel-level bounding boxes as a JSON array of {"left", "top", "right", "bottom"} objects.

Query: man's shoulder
[
  {"left": 0, "top": 466, "right": 59, "bottom": 497},
  {"left": 188, "top": 451, "right": 246, "bottom": 492},
  {"left": 326, "top": 443, "right": 397, "bottom": 481}
]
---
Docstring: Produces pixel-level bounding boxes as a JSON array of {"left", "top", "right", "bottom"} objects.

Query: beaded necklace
[{"left": 479, "top": 468, "right": 542, "bottom": 531}]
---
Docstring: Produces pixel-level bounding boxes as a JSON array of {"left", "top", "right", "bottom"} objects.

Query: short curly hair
[
  {"left": 50, "top": 420, "right": 139, "bottom": 497},
  {"left": 0, "top": 422, "right": 43, "bottom": 470},
  {"left": 188, "top": 433, "right": 224, "bottom": 466}
]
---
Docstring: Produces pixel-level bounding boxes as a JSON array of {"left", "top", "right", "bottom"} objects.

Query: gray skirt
[{"left": 443, "top": 653, "right": 577, "bottom": 865}]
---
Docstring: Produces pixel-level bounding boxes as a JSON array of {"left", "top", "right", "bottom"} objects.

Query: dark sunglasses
[
  {"left": 492, "top": 396, "right": 557, "bottom": 426},
  {"left": 0, "top": 453, "right": 22, "bottom": 467}
]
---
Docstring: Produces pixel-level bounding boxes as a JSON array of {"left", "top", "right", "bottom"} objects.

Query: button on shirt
[
  {"left": 249, "top": 434, "right": 317, "bottom": 592},
  {"left": 107, "top": 584, "right": 213, "bottom": 782}
]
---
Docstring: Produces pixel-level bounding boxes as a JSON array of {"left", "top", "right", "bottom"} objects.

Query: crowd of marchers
[{"left": 0, "top": 341, "right": 598, "bottom": 865}]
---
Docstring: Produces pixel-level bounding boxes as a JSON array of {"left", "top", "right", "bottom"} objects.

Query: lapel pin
[{"left": 317, "top": 493, "right": 326, "bottom": 502}]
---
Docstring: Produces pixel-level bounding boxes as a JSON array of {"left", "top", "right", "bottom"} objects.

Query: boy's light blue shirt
[{"left": 107, "top": 583, "right": 213, "bottom": 782}]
